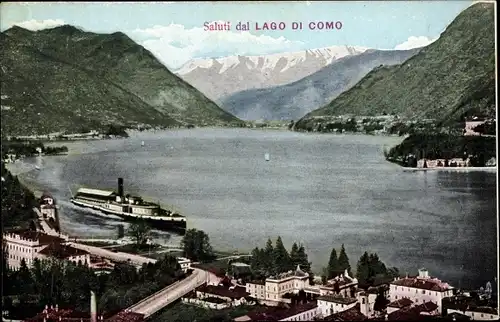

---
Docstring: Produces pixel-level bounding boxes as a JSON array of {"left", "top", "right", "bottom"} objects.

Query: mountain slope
[
  {"left": 220, "top": 48, "right": 420, "bottom": 120},
  {"left": 176, "top": 46, "right": 368, "bottom": 101},
  {"left": 295, "top": 2, "right": 495, "bottom": 130},
  {"left": 0, "top": 25, "right": 241, "bottom": 136}
]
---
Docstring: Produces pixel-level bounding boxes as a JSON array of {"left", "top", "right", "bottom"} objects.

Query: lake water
[{"left": 17, "top": 128, "right": 497, "bottom": 289}]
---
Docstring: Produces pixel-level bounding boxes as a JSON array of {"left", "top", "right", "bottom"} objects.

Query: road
[
  {"left": 67, "top": 242, "right": 156, "bottom": 265},
  {"left": 126, "top": 268, "right": 209, "bottom": 318}
]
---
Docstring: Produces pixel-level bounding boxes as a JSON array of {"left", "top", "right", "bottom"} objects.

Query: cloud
[
  {"left": 130, "top": 22, "right": 305, "bottom": 70},
  {"left": 394, "top": 36, "right": 438, "bottom": 50},
  {"left": 11, "top": 19, "right": 66, "bottom": 31}
]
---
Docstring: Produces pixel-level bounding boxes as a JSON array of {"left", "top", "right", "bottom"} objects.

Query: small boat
[
  {"left": 35, "top": 165, "right": 41, "bottom": 170},
  {"left": 265, "top": 153, "right": 270, "bottom": 161},
  {"left": 141, "top": 141, "right": 145, "bottom": 146}
]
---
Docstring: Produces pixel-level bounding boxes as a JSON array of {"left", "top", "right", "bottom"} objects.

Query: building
[
  {"left": 3, "top": 229, "right": 65, "bottom": 269},
  {"left": 443, "top": 295, "right": 499, "bottom": 321},
  {"left": 387, "top": 298, "right": 414, "bottom": 314},
  {"left": 319, "top": 269, "right": 358, "bottom": 297},
  {"left": 245, "top": 265, "right": 310, "bottom": 303},
  {"left": 317, "top": 294, "right": 358, "bottom": 317},
  {"left": 464, "top": 117, "right": 487, "bottom": 136},
  {"left": 389, "top": 268, "right": 453, "bottom": 314},
  {"left": 357, "top": 290, "right": 379, "bottom": 318},
  {"left": 40, "top": 191, "right": 57, "bottom": 221},
  {"left": 182, "top": 283, "right": 251, "bottom": 310},
  {"left": 38, "top": 242, "right": 91, "bottom": 266},
  {"left": 387, "top": 301, "right": 439, "bottom": 320},
  {"left": 417, "top": 158, "right": 469, "bottom": 168},
  {"left": 234, "top": 302, "right": 319, "bottom": 321},
  {"left": 176, "top": 257, "right": 191, "bottom": 272},
  {"left": 320, "top": 303, "right": 367, "bottom": 321}
]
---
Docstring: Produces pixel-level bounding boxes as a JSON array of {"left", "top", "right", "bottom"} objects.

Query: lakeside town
[{"left": 1, "top": 157, "right": 498, "bottom": 321}]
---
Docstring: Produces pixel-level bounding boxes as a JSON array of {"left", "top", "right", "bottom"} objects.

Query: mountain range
[
  {"left": 220, "top": 48, "right": 420, "bottom": 121},
  {"left": 175, "top": 46, "right": 368, "bottom": 101},
  {"left": 295, "top": 2, "right": 495, "bottom": 131},
  {"left": 0, "top": 25, "right": 241, "bottom": 136}
]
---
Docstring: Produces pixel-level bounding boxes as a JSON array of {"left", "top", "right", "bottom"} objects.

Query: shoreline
[{"left": 402, "top": 166, "right": 497, "bottom": 172}]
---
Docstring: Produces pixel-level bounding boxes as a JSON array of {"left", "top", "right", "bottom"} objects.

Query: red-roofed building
[
  {"left": 389, "top": 268, "right": 453, "bottom": 314},
  {"left": 182, "top": 283, "right": 253, "bottom": 310},
  {"left": 321, "top": 303, "right": 367, "bottom": 321},
  {"left": 38, "top": 242, "right": 91, "bottom": 266},
  {"left": 387, "top": 301, "right": 439, "bottom": 321},
  {"left": 387, "top": 298, "right": 414, "bottom": 313},
  {"left": 234, "top": 301, "right": 319, "bottom": 321},
  {"left": 320, "top": 269, "right": 359, "bottom": 298}
]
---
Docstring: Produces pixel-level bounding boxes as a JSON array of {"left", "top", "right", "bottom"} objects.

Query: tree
[
  {"left": 290, "top": 243, "right": 300, "bottom": 267},
  {"left": 117, "top": 224, "right": 125, "bottom": 239},
  {"left": 338, "top": 244, "right": 351, "bottom": 276},
  {"left": 296, "top": 244, "right": 311, "bottom": 274},
  {"left": 181, "top": 229, "right": 215, "bottom": 262},
  {"left": 327, "top": 248, "right": 340, "bottom": 279},
  {"left": 263, "top": 238, "right": 275, "bottom": 275},
  {"left": 273, "top": 236, "right": 291, "bottom": 274},
  {"left": 356, "top": 252, "right": 371, "bottom": 284},
  {"left": 374, "top": 288, "right": 389, "bottom": 312},
  {"left": 128, "top": 221, "right": 151, "bottom": 247}
]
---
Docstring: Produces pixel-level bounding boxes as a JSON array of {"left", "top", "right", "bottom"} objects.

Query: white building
[
  {"left": 319, "top": 269, "right": 358, "bottom": 297},
  {"left": 3, "top": 230, "right": 65, "bottom": 269},
  {"left": 176, "top": 257, "right": 191, "bottom": 272},
  {"left": 3, "top": 229, "right": 90, "bottom": 269},
  {"left": 37, "top": 242, "right": 91, "bottom": 266},
  {"left": 40, "top": 192, "right": 57, "bottom": 221},
  {"left": 447, "top": 307, "right": 499, "bottom": 321},
  {"left": 245, "top": 265, "right": 310, "bottom": 302},
  {"left": 357, "top": 290, "right": 379, "bottom": 318},
  {"left": 317, "top": 294, "right": 358, "bottom": 317},
  {"left": 389, "top": 268, "right": 453, "bottom": 314}
]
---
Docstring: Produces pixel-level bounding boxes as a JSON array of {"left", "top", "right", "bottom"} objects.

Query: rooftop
[
  {"left": 388, "top": 301, "right": 439, "bottom": 321},
  {"left": 39, "top": 243, "right": 89, "bottom": 260},
  {"left": 4, "top": 229, "right": 64, "bottom": 245},
  {"left": 391, "top": 276, "right": 452, "bottom": 292},
  {"left": 244, "top": 301, "right": 318, "bottom": 321},
  {"left": 196, "top": 284, "right": 249, "bottom": 299},
  {"left": 321, "top": 303, "right": 367, "bottom": 321},
  {"left": 442, "top": 295, "right": 498, "bottom": 314},
  {"left": 388, "top": 298, "right": 414, "bottom": 308},
  {"left": 317, "top": 295, "right": 358, "bottom": 305},
  {"left": 76, "top": 188, "right": 115, "bottom": 197},
  {"left": 106, "top": 311, "right": 145, "bottom": 322},
  {"left": 268, "top": 265, "right": 309, "bottom": 281}
]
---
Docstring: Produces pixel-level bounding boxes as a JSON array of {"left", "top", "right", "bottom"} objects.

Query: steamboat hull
[{"left": 71, "top": 199, "right": 186, "bottom": 235}]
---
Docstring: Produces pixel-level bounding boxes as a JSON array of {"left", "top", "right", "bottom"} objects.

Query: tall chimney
[
  {"left": 90, "top": 290, "right": 97, "bottom": 322},
  {"left": 118, "top": 178, "right": 124, "bottom": 197}
]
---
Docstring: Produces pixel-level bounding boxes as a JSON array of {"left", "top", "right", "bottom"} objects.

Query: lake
[{"left": 16, "top": 128, "right": 497, "bottom": 289}]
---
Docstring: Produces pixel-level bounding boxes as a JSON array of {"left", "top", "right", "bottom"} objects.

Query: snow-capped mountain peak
[{"left": 175, "top": 45, "right": 370, "bottom": 101}]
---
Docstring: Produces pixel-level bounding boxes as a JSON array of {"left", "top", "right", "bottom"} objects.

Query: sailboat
[
  {"left": 265, "top": 153, "right": 270, "bottom": 161},
  {"left": 141, "top": 141, "right": 145, "bottom": 147}
]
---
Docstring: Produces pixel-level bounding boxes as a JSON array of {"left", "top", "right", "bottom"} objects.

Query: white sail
[
  {"left": 141, "top": 141, "right": 145, "bottom": 146},
  {"left": 265, "top": 153, "right": 270, "bottom": 161}
]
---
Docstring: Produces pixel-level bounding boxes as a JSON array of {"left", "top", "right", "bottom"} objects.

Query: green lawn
[{"left": 149, "top": 302, "right": 259, "bottom": 322}]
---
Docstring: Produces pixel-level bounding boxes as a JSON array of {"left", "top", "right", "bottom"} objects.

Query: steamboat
[{"left": 70, "top": 178, "right": 187, "bottom": 234}]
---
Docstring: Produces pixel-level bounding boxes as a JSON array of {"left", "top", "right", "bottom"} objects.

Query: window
[
  {"left": 362, "top": 298, "right": 365, "bottom": 304},
  {"left": 422, "top": 290, "right": 426, "bottom": 294},
  {"left": 395, "top": 296, "right": 398, "bottom": 299}
]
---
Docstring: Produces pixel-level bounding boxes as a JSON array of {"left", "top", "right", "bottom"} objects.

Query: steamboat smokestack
[
  {"left": 118, "top": 178, "right": 124, "bottom": 197},
  {"left": 90, "top": 290, "right": 97, "bottom": 322}
]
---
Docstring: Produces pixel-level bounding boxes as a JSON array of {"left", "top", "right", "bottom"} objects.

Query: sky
[{"left": 0, "top": 1, "right": 477, "bottom": 70}]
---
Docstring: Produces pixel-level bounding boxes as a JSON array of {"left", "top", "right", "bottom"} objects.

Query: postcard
[{"left": 0, "top": 1, "right": 497, "bottom": 321}]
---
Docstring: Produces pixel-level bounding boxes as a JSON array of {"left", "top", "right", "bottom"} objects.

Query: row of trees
[
  {"left": 249, "top": 237, "right": 312, "bottom": 279},
  {"left": 356, "top": 252, "right": 399, "bottom": 286},
  {"left": 324, "top": 244, "right": 351, "bottom": 280},
  {"left": 2, "top": 252, "right": 185, "bottom": 319},
  {"left": 1, "top": 162, "right": 38, "bottom": 230}
]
